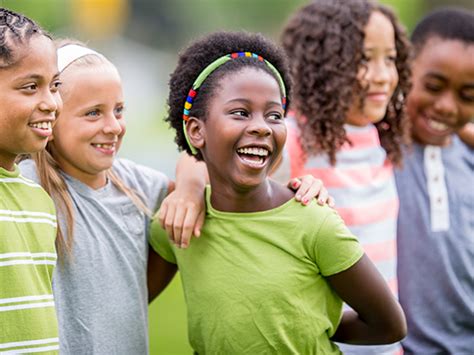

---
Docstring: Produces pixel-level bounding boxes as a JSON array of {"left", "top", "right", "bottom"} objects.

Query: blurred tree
[
  {"left": 71, "top": 0, "right": 129, "bottom": 39},
  {"left": 2, "top": 0, "right": 70, "bottom": 33}
]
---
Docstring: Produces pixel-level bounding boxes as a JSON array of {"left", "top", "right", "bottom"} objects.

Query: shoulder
[
  {"left": 113, "top": 158, "right": 169, "bottom": 189},
  {"left": 17, "top": 159, "right": 40, "bottom": 183},
  {"left": 112, "top": 158, "right": 171, "bottom": 211}
]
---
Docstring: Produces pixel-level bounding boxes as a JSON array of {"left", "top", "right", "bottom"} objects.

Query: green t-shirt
[
  {"left": 0, "top": 165, "right": 59, "bottom": 353},
  {"left": 150, "top": 187, "right": 363, "bottom": 354}
]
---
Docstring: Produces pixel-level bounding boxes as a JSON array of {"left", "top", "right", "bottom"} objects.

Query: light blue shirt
[
  {"left": 395, "top": 136, "right": 474, "bottom": 354},
  {"left": 20, "top": 158, "right": 169, "bottom": 355}
]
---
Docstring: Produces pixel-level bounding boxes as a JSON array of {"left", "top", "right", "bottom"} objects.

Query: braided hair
[
  {"left": 166, "top": 31, "right": 292, "bottom": 160},
  {"left": 0, "top": 8, "right": 50, "bottom": 68}
]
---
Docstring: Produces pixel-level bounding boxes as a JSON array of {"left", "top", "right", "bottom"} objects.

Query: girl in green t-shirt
[{"left": 150, "top": 31, "right": 407, "bottom": 354}]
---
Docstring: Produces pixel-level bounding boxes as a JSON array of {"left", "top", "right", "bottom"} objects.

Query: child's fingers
[
  {"left": 163, "top": 204, "right": 177, "bottom": 244},
  {"left": 295, "top": 175, "right": 323, "bottom": 205},
  {"left": 172, "top": 206, "right": 187, "bottom": 248},
  {"left": 287, "top": 177, "right": 302, "bottom": 194},
  {"left": 179, "top": 206, "right": 200, "bottom": 248},
  {"left": 157, "top": 202, "right": 169, "bottom": 228},
  {"left": 193, "top": 210, "right": 205, "bottom": 238},
  {"left": 328, "top": 196, "right": 336, "bottom": 208},
  {"left": 315, "top": 188, "right": 329, "bottom": 206}
]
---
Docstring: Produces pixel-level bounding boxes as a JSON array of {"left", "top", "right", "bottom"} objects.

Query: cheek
[
  {"left": 390, "top": 68, "right": 399, "bottom": 91},
  {"left": 459, "top": 105, "right": 474, "bottom": 126}
]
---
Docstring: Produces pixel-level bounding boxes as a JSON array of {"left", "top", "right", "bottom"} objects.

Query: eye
[
  {"left": 386, "top": 55, "right": 397, "bottom": 63},
  {"left": 114, "top": 105, "right": 125, "bottom": 117},
  {"left": 460, "top": 90, "right": 474, "bottom": 103},
  {"left": 22, "top": 83, "right": 38, "bottom": 92},
  {"left": 230, "top": 109, "right": 249, "bottom": 118},
  {"left": 50, "top": 80, "right": 62, "bottom": 92},
  {"left": 86, "top": 109, "right": 101, "bottom": 118},
  {"left": 267, "top": 112, "right": 283, "bottom": 121},
  {"left": 424, "top": 82, "right": 443, "bottom": 93}
]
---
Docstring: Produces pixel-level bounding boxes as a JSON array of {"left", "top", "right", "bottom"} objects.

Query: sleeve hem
[{"left": 321, "top": 249, "right": 364, "bottom": 277}]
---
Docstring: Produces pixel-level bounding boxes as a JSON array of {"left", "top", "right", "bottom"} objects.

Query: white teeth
[
  {"left": 93, "top": 143, "right": 115, "bottom": 149},
  {"left": 237, "top": 147, "right": 269, "bottom": 156},
  {"left": 29, "top": 121, "right": 52, "bottom": 130},
  {"left": 428, "top": 120, "right": 448, "bottom": 131},
  {"left": 241, "top": 156, "right": 264, "bottom": 165}
]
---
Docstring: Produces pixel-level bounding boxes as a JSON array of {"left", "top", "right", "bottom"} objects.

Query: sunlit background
[{"left": 3, "top": 0, "right": 472, "bottom": 353}]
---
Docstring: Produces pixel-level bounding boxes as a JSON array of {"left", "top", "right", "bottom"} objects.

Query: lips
[
  {"left": 366, "top": 92, "right": 388, "bottom": 102},
  {"left": 91, "top": 142, "right": 117, "bottom": 155},
  {"left": 236, "top": 144, "right": 272, "bottom": 169},
  {"left": 28, "top": 120, "right": 54, "bottom": 138},
  {"left": 420, "top": 112, "right": 452, "bottom": 135}
]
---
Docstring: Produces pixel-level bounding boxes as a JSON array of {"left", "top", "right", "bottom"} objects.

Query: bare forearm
[
  {"left": 175, "top": 152, "right": 208, "bottom": 189},
  {"left": 147, "top": 248, "right": 177, "bottom": 302},
  {"left": 331, "top": 308, "right": 405, "bottom": 345},
  {"left": 327, "top": 255, "right": 407, "bottom": 345}
]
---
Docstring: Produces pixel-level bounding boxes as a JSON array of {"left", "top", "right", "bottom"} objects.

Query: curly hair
[
  {"left": 281, "top": 0, "right": 411, "bottom": 166},
  {"left": 166, "top": 31, "right": 292, "bottom": 160},
  {"left": 0, "top": 7, "right": 50, "bottom": 68}
]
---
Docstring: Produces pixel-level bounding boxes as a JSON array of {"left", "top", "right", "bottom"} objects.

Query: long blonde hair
[{"left": 33, "top": 40, "right": 150, "bottom": 259}]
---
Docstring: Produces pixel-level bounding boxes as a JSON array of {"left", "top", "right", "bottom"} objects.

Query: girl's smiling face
[
  {"left": 50, "top": 61, "right": 125, "bottom": 188},
  {"left": 194, "top": 67, "right": 286, "bottom": 192},
  {"left": 346, "top": 10, "right": 399, "bottom": 126},
  {"left": 0, "top": 35, "right": 61, "bottom": 170}
]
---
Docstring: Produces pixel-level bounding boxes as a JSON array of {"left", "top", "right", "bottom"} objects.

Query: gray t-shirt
[
  {"left": 20, "top": 158, "right": 169, "bottom": 355},
  {"left": 395, "top": 137, "right": 474, "bottom": 354}
]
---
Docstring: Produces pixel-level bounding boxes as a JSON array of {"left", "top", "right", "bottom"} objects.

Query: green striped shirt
[{"left": 0, "top": 165, "right": 59, "bottom": 354}]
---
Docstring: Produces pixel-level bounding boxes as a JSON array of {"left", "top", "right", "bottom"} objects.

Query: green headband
[{"left": 182, "top": 52, "right": 287, "bottom": 155}]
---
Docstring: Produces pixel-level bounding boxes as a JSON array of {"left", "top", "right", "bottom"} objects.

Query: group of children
[{"left": 0, "top": 1, "right": 472, "bottom": 354}]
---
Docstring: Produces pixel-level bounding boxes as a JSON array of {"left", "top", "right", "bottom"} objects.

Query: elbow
[{"left": 383, "top": 305, "right": 407, "bottom": 343}]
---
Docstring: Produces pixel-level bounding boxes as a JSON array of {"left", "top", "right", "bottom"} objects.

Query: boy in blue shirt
[{"left": 395, "top": 7, "right": 474, "bottom": 354}]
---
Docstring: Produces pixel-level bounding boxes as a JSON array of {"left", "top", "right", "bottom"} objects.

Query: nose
[
  {"left": 103, "top": 113, "right": 123, "bottom": 136},
  {"left": 39, "top": 89, "right": 61, "bottom": 114},
  {"left": 369, "top": 59, "right": 392, "bottom": 85},
  {"left": 248, "top": 114, "right": 271, "bottom": 137},
  {"left": 433, "top": 91, "right": 458, "bottom": 119}
]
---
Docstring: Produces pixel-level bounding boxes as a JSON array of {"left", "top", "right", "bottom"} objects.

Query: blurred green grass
[{"left": 149, "top": 274, "right": 193, "bottom": 355}]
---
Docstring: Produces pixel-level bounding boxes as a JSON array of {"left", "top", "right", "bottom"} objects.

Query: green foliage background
[{"left": 2, "top": 0, "right": 472, "bottom": 354}]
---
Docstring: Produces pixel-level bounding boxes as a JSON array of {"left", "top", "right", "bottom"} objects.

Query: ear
[{"left": 186, "top": 117, "right": 205, "bottom": 150}]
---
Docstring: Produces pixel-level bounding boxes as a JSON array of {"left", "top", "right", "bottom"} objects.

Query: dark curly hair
[
  {"left": 281, "top": 0, "right": 411, "bottom": 166},
  {"left": 0, "top": 7, "right": 50, "bottom": 68},
  {"left": 166, "top": 31, "right": 292, "bottom": 160}
]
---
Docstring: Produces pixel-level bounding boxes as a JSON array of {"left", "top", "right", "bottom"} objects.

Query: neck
[
  {"left": 0, "top": 153, "right": 17, "bottom": 172},
  {"left": 209, "top": 178, "right": 291, "bottom": 213},
  {"left": 59, "top": 164, "right": 108, "bottom": 189}
]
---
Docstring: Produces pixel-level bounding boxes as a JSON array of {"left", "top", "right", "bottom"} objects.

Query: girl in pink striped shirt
[{"left": 272, "top": 1, "right": 411, "bottom": 354}]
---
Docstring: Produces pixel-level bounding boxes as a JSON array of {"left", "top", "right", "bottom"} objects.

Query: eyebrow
[
  {"left": 16, "top": 72, "right": 61, "bottom": 81},
  {"left": 425, "top": 72, "right": 474, "bottom": 88},
  {"left": 225, "top": 98, "right": 282, "bottom": 106},
  {"left": 424, "top": 72, "right": 447, "bottom": 81},
  {"left": 364, "top": 47, "right": 397, "bottom": 52}
]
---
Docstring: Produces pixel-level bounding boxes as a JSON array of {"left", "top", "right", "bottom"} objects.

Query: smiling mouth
[
  {"left": 236, "top": 146, "right": 270, "bottom": 167},
  {"left": 92, "top": 143, "right": 116, "bottom": 149},
  {"left": 426, "top": 119, "right": 449, "bottom": 132},
  {"left": 28, "top": 121, "right": 52, "bottom": 130}
]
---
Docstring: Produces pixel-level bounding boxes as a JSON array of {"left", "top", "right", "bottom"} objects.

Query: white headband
[{"left": 57, "top": 44, "right": 106, "bottom": 72}]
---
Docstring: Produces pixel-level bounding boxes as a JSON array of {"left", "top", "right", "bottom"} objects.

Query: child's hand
[
  {"left": 157, "top": 189, "right": 205, "bottom": 249},
  {"left": 458, "top": 122, "right": 474, "bottom": 148},
  {"left": 288, "top": 175, "right": 335, "bottom": 207}
]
